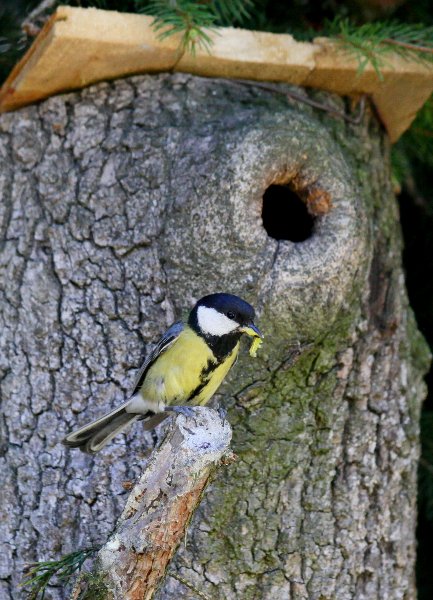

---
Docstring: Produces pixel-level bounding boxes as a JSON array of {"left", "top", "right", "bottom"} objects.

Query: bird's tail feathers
[
  {"left": 139, "top": 412, "right": 171, "bottom": 431},
  {"left": 63, "top": 400, "right": 142, "bottom": 454}
]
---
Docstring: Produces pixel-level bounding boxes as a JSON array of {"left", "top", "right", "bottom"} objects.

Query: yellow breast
[{"left": 140, "top": 326, "right": 239, "bottom": 407}]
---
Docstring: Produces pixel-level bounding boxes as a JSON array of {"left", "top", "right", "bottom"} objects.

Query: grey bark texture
[{"left": 0, "top": 73, "right": 430, "bottom": 600}]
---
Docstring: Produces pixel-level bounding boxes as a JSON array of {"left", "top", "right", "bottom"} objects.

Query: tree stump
[{"left": 0, "top": 73, "right": 430, "bottom": 599}]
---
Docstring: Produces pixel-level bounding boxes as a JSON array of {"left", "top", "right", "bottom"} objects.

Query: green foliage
[
  {"left": 22, "top": 547, "right": 98, "bottom": 599},
  {"left": 212, "top": 0, "right": 252, "bottom": 25},
  {"left": 141, "top": 1, "right": 217, "bottom": 54},
  {"left": 131, "top": 2, "right": 433, "bottom": 76},
  {"left": 133, "top": 3, "right": 433, "bottom": 72},
  {"left": 135, "top": 0, "right": 252, "bottom": 54},
  {"left": 392, "top": 96, "right": 433, "bottom": 201},
  {"left": 327, "top": 18, "right": 433, "bottom": 78},
  {"left": 0, "top": 4, "right": 30, "bottom": 82},
  {"left": 401, "top": 96, "right": 433, "bottom": 168}
]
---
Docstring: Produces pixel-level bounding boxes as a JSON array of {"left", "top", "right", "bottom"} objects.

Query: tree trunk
[{"left": 0, "top": 73, "right": 430, "bottom": 600}]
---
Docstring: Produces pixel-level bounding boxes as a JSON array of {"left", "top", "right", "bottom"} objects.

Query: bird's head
[{"left": 189, "top": 293, "right": 262, "bottom": 344}]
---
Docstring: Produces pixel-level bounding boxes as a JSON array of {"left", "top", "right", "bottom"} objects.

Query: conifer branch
[
  {"left": 328, "top": 18, "right": 433, "bottom": 78},
  {"left": 384, "top": 38, "right": 433, "bottom": 55},
  {"left": 138, "top": 0, "right": 252, "bottom": 55},
  {"left": 21, "top": 547, "right": 99, "bottom": 599}
]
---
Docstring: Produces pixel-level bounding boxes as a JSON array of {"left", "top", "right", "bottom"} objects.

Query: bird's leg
[
  {"left": 165, "top": 405, "right": 196, "bottom": 418},
  {"left": 217, "top": 406, "right": 227, "bottom": 422},
  {"left": 211, "top": 397, "right": 227, "bottom": 422}
]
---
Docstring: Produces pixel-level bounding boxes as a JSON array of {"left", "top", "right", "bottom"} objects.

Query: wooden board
[{"left": 1, "top": 5, "right": 432, "bottom": 141}]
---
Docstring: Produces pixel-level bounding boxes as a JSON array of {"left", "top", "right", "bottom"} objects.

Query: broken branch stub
[{"left": 86, "top": 408, "right": 232, "bottom": 600}]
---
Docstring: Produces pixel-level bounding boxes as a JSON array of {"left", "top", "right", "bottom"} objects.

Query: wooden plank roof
[{"left": 1, "top": 5, "right": 432, "bottom": 141}]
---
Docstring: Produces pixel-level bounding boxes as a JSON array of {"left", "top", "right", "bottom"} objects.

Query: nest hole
[{"left": 262, "top": 184, "right": 315, "bottom": 242}]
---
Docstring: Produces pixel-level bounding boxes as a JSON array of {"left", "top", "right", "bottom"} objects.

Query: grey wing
[{"left": 129, "top": 321, "right": 184, "bottom": 397}]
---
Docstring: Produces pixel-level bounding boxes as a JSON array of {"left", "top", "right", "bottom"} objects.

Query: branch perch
[{"left": 82, "top": 407, "right": 232, "bottom": 600}]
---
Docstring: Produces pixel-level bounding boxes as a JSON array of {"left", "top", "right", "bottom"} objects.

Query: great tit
[{"left": 62, "top": 293, "right": 262, "bottom": 453}]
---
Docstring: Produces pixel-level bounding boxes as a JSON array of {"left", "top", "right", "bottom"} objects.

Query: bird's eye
[{"left": 227, "top": 311, "right": 235, "bottom": 320}]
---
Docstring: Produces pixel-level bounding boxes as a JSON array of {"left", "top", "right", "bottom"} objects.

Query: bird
[{"left": 62, "top": 293, "right": 263, "bottom": 453}]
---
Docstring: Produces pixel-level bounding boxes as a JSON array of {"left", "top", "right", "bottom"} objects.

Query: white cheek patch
[{"left": 197, "top": 306, "right": 238, "bottom": 336}]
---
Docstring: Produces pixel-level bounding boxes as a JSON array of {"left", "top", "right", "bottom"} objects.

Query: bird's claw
[
  {"left": 217, "top": 406, "right": 227, "bottom": 423},
  {"left": 166, "top": 405, "right": 196, "bottom": 418}
]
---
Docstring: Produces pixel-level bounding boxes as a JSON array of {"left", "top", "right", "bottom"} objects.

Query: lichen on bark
[{"left": 0, "top": 73, "right": 430, "bottom": 599}]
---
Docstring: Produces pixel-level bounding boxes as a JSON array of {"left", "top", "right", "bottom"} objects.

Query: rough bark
[{"left": 0, "top": 73, "right": 430, "bottom": 600}]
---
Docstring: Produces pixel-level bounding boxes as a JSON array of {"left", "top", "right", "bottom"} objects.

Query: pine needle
[
  {"left": 21, "top": 547, "right": 98, "bottom": 599},
  {"left": 136, "top": 0, "right": 252, "bottom": 55},
  {"left": 328, "top": 18, "right": 433, "bottom": 79}
]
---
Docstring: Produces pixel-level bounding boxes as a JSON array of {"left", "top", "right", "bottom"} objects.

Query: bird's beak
[{"left": 240, "top": 322, "right": 263, "bottom": 338}]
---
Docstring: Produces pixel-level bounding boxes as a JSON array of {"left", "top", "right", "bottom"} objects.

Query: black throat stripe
[
  {"left": 194, "top": 322, "right": 241, "bottom": 360},
  {"left": 204, "top": 332, "right": 240, "bottom": 360},
  {"left": 186, "top": 357, "right": 222, "bottom": 403},
  {"left": 188, "top": 309, "right": 242, "bottom": 360}
]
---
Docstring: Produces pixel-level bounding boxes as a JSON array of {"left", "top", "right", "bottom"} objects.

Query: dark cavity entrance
[{"left": 262, "top": 184, "right": 315, "bottom": 242}]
